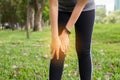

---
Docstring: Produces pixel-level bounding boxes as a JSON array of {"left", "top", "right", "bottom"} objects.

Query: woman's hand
[
  {"left": 59, "top": 29, "right": 70, "bottom": 54},
  {"left": 50, "top": 36, "right": 63, "bottom": 60}
]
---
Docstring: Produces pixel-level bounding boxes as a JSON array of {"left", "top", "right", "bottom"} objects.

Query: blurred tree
[
  {"left": 30, "top": 0, "right": 46, "bottom": 31},
  {"left": 95, "top": 7, "right": 106, "bottom": 23},
  {"left": 0, "top": 0, "right": 27, "bottom": 30},
  {"left": 0, "top": 0, "right": 48, "bottom": 31},
  {"left": 103, "top": 10, "right": 120, "bottom": 24},
  {"left": 42, "top": 1, "right": 49, "bottom": 25},
  {"left": 26, "top": 0, "right": 31, "bottom": 39}
]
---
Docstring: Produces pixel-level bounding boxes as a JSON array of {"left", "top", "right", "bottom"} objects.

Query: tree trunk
[
  {"left": 33, "top": 0, "right": 46, "bottom": 31},
  {"left": 26, "top": 0, "right": 31, "bottom": 39},
  {"left": 33, "top": 9, "right": 42, "bottom": 31},
  {"left": 30, "top": 8, "right": 34, "bottom": 29},
  {"left": 10, "top": 4, "right": 16, "bottom": 30}
]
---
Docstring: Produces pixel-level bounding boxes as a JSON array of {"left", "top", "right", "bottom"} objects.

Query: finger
[
  {"left": 67, "top": 45, "right": 69, "bottom": 51},
  {"left": 65, "top": 44, "right": 69, "bottom": 53},
  {"left": 66, "top": 41, "right": 70, "bottom": 49},
  {"left": 56, "top": 48, "right": 59, "bottom": 60},
  {"left": 51, "top": 50, "right": 55, "bottom": 59},
  {"left": 67, "top": 44, "right": 69, "bottom": 50},
  {"left": 63, "top": 46, "right": 66, "bottom": 54},
  {"left": 50, "top": 43, "right": 53, "bottom": 49},
  {"left": 60, "top": 40, "right": 65, "bottom": 52},
  {"left": 51, "top": 47, "right": 54, "bottom": 53},
  {"left": 64, "top": 45, "right": 67, "bottom": 53},
  {"left": 61, "top": 45, "right": 65, "bottom": 53}
]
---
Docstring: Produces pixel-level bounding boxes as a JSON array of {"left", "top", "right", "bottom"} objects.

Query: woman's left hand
[{"left": 59, "top": 29, "right": 70, "bottom": 54}]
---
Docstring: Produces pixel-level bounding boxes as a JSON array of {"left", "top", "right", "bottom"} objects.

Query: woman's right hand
[{"left": 50, "top": 36, "right": 63, "bottom": 60}]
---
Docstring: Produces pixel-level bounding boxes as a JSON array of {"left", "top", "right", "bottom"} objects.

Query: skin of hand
[
  {"left": 59, "top": 29, "right": 70, "bottom": 54},
  {"left": 50, "top": 36, "right": 64, "bottom": 60}
]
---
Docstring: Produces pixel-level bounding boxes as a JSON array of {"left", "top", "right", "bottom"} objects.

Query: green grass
[{"left": 0, "top": 24, "right": 120, "bottom": 80}]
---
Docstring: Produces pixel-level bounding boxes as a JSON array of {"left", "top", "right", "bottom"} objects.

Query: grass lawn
[{"left": 0, "top": 24, "right": 120, "bottom": 80}]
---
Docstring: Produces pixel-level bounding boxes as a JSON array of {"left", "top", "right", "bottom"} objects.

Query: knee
[
  {"left": 50, "top": 52, "right": 66, "bottom": 66},
  {"left": 76, "top": 48, "right": 91, "bottom": 57}
]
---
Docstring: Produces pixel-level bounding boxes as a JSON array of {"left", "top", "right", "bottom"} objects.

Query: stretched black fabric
[{"left": 49, "top": 10, "right": 95, "bottom": 80}]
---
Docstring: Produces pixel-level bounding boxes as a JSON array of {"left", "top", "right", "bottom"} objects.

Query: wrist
[
  {"left": 63, "top": 27, "right": 71, "bottom": 34},
  {"left": 52, "top": 35, "right": 59, "bottom": 40}
]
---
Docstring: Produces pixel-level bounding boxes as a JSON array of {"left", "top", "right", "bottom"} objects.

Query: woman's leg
[
  {"left": 75, "top": 10, "right": 95, "bottom": 80},
  {"left": 49, "top": 11, "right": 71, "bottom": 80}
]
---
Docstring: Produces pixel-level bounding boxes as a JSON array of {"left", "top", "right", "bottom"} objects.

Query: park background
[{"left": 0, "top": 0, "right": 120, "bottom": 80}]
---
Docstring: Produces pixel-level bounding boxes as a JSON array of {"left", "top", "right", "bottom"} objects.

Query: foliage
[
  {"left": 0, "top": 0, "right": 48, "bottom": 25},
  {"left": 0, "top": 0, "right": 27, "bottom": 24},
  {"left": 95, "top": 7, "right": 120, "bottom": 24},
  {"left": 0, "top": 24, "right": 120, "bottom": 79},
  {"left": 95, "top": 7, "right": 106, "bottom": 23},
  {"left": 42, "top": 1, "right": 49, "bottom": 22},
  {"left": 103, "top": 10, "right": 120, "bottom": 24}
]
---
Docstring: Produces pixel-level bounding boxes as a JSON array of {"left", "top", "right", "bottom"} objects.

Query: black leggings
[{"left": 49, "top": 10, "right": 95, "bottom": 80}]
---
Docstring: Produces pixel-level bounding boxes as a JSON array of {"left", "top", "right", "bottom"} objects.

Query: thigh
[
  {"left": 58, "top": 11, "right": 71, "bottom": 35},
  {"left": 75, "top": 10, "right": 95, "bottom": 52}
]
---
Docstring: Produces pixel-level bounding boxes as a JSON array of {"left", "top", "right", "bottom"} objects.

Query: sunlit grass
[{"left": 0, "top": 24, "right": 120, "bottom": 80}]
